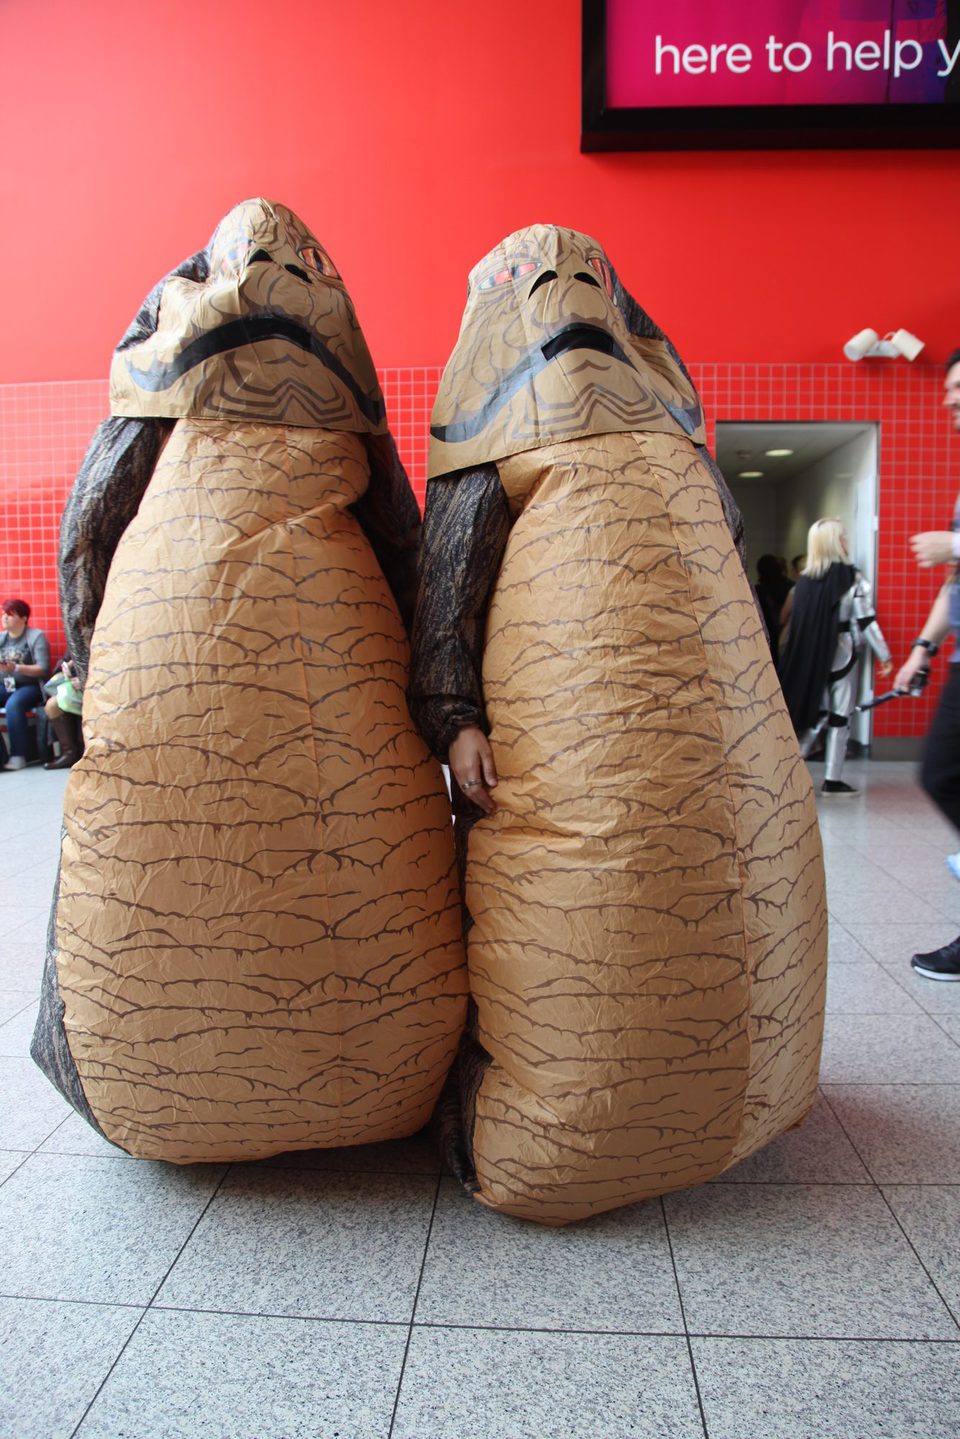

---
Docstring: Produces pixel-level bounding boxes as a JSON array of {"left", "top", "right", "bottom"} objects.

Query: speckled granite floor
[{"left": 1, "top": 760, "right": 959, "bottom": 1438}]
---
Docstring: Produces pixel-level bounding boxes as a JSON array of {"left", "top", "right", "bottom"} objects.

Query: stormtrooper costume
[{"left": 795, "top": 569, "right": 890, "bottom": 783}]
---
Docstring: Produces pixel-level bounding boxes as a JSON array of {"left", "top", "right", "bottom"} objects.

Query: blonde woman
[{"left": 779, "top": 518, "right": 892, "bottom": 795}]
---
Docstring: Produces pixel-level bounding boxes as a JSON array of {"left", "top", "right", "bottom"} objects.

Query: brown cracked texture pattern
[
  {"left": 464, "top": 430, "right": 826, "bottom": 1224},
  {"left": 54, "top": 419, "right": 466, "bottom": 1162}
]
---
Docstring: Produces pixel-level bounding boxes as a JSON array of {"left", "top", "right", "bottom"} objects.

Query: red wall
[
  {"left": 2, "top": 0, "right": 960, "bottom": 381},
  {"left": 3, "top": 0, "right": 960, "bottom": 742}
]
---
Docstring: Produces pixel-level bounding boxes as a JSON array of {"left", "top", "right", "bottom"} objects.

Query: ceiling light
[
  {"left": 765, "top": 448, "right": 794, "bottom": 457},
  {"left": 738, "top": 470, "right": 764, "bottom": 478}
]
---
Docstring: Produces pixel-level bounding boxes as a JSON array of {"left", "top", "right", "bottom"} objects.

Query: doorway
[{"left": 716, "top": 420, "right": 880, "bottom": 748}]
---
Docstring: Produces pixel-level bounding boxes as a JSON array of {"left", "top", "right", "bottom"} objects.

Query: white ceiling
[{"left": 716, "top": 421, "right": 874, "bottom": 485}]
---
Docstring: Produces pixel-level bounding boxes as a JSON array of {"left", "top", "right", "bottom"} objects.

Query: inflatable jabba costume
[
  {"left": 410, "top": 224, "right": 827, "bottom": 1225},
  {"left": 31, "top": 199, "right": 466, "bottom": 1163}
]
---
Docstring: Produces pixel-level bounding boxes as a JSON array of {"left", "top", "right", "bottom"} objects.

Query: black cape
[{"left": 779, "top": 563, "right": 856, "bottom": 734}]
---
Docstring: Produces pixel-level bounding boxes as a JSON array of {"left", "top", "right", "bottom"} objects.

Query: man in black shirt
[{"left": 895, "top": 348, "right": 960, "bottom": 979}]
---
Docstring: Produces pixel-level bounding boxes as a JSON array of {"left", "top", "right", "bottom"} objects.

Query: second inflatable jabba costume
[
  {"left": 410, "top": 224, "right": 827, "bottom": 1225},
  {"left": 31, "top": 199, "right": 466, "bottom": 1162}
]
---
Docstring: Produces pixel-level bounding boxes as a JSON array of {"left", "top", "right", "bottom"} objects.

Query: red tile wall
[{"left": 2, "top": 363, "right": 955, "bottom": 738}]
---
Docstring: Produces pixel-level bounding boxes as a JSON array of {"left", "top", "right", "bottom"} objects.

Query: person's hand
[
  {"left": 910, "top": 532, "right": 956, "bottom": 568},
  {"left": 894, "top": 649, "right": 928, "bottom": 693},
  {"left": 448, "top": 725, "right": 498, "bottom": 814},
  {"left": 0, "top": 659, "right": 14, "bottom": 674},
  {"left": 877, "top": 660, "right": 892, "bottom": 679}
]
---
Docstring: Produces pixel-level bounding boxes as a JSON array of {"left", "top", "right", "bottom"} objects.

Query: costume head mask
[
  {"left": 429, "top": 224, "right": 705, "bottom": 476},
  {"left": 110, "top": 199, "right": 386, "bottom": 431}
]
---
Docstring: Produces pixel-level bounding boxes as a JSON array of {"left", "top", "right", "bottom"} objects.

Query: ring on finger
[{"left": 461, "top": 778, "right": 480, "bottom": 790}]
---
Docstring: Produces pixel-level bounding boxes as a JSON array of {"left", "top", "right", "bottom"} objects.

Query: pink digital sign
[{"left": 605, "top": 0, "right": 953, "bottom": 109}]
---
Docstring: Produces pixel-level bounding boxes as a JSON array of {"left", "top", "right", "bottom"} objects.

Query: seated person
[
  {"left": 43, "top": 657, "right": 84, "bottom": 770},
  {"left": 0, "top": 599, "right": 51, "bottom": 770}
]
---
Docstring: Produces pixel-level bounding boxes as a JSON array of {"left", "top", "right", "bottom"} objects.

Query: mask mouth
[
  {"left": 432, "top": 323, "right": 637, "bottom": 444},
  {"left": 540, "top": 322, "right": 630, "bottom": 365},
  {"left": 122, "top": 315, "right": 385, "bottom": 423}
]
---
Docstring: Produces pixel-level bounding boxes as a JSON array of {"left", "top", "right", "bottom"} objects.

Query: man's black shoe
[
  {"left": 822, "top": 780, "right": 857, "bottom": 796},
  {"left": 911, "top": 935, "right": 960, "bottom": 981}
]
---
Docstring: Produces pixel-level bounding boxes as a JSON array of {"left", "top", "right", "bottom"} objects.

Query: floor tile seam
[
  {"left": 144, "top": 1310, "right": 692, "bottom": 1337},
  {"left": 6, "top": 1308, "right": 951, "bottom": 1346},
  {"left": 829, "top": 955, "right": 949, "bottom": 1013},
  {"left": 238, "top": 1163, "right": 443, "bottom": 1176},
  {"left": 683, "top": 1332, "right": 960, "bottom": 1345},
  {"left": 829, "top": 1088, "right": 960, "bottom": 1338},
  {"left": 924, "top": 889, "right": 960, "bottom": 922},
  {"left": 68, "top": 1162, "right": 234, "bottom": 1438},
  {"left": 817, "top": 1082, "right": 960, "bottom": 1087},
  {"left": 146, "top": 1302, "right": 411, "bottom": 1328},
  {"left": 925, "top": 1012, "right": 960, "bottom": 1050},
  {"left": 0, "top": 1291, "right": 145, "bottom": 1310},
  {"left": 820, "top": 1080, "right": 960, "bottom": 1090},
  {"left": 409, "top": 1321, "right": 693, "bottom": 1338},
  {"left": 0, "top": 1152, "right": 34, "bottom": 1189},
  {"left": 65, "top": 1304, "right": 151, "bottom": 1439},
  {"left": 854, "top": 850, "right": 952, "bottom": 890},
  {"left": 708, "top": 1179, "right": 878, "bottom": 1187},
  {"left": 818, "top": 1088, "right": 895, "bottom": 1196},
  {"left": 658, "top": 1194, "right": 710, "bottom": 1439},
  {"left": 818, "top": 1078, "right": 960, "bottom": 1086},
  {"left": 0, "top": 1109, "right": 74, "bottom": 1173},
  {"left": 6, "top": 1149, "right": 444, "bottom": 1176},
  {"left": 827, "top": 879, "right": 943, "bottom": 896},
  {"left": 826, "top": 1007, "right": 930, "bottom": 1015},
  {"left": 387, "top": 1170, "right": 443, "bottom": 1439},
  {"left": 709, "top": 1178, "right": 959, "bottom": 1186},
  {"left": 805, "top": 1087, "right": 960, "bottom": 1323}
]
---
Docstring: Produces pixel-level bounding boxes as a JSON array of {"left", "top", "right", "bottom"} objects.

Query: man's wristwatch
[{"left": 912, "top": 639, "right": 939, "bottom": 656}]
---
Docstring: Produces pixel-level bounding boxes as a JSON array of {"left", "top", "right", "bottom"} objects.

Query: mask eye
[
  {"left": 587, "top": 254, "right": 614, "bottom": 298},
  {"left": 299, "top": 245, "right": 340, "bottom": 279},
  {"left": 476, "top": 259, "right": 539, "bottom": 293},
  {"left": 217, "top": 241, "right": 251, "bottom": 278}
]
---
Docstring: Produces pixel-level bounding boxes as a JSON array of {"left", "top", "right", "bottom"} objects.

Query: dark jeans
[
  {"left": 0, "top": 683, "right": 43, "bottom": 760},
  {"left": 921, "top": 663, "right": 960, "bottom": 834}
]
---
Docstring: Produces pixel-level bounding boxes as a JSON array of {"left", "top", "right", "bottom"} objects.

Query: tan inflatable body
[
  {"left": 33, "top": 201, "right": 465, "bottom": 1162},
  {"left": 414, "top": 226, "right": 827, "bottom": 1224}
]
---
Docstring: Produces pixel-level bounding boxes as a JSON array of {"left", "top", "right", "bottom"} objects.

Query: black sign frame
[{"left": 582, "top": 0, "right": 960, "bottom": 151}]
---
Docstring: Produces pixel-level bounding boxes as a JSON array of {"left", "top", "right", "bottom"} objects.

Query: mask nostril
[
  {"left": 285, "top": 263, "right": 311, "bottom": 282},
  {"left": 528, "top": 269, "right": 558, "bottom": 298}
]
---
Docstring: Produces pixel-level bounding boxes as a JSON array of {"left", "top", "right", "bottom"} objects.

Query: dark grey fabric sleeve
[
  {"left": 31, "top": 854, "right": 110, "bottom": 1140},
  {"left": 350, "top": 430, "right": 422, "bottom": 636},
  {"left": 34, "top": 415, "right": 169, "bottom": 1137},
  {"left": 59, "top": 416, "right": 172, "bottom": 685},
  {"left": 610, "top": 270, "right": 749, "bottom": 580},
  {"left": 407, "top": 463, "right": 511, "bottom": 762}
]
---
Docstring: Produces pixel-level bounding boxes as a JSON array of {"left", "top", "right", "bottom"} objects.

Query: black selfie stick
[{"left": 856, "top": 666, "right": 929, "bottom": 713}]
